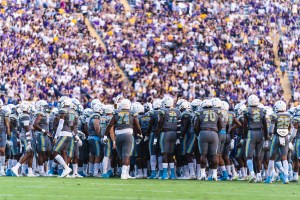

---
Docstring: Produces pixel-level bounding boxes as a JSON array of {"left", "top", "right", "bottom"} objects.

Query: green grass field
[{"left": 0, "top": 177, "right": 299, "bottom": 200}]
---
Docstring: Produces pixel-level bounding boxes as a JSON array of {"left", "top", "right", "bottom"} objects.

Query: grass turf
[{"left": 0, "top": 177, "right": 299, "bottom": 200}]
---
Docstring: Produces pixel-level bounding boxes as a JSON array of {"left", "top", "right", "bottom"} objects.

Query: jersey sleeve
[
  {"left": 59, "top": 108, "right": 68, "bottom": 115},
  {"left": 269, "top": 113, "right": 277, "bottom": 122}
]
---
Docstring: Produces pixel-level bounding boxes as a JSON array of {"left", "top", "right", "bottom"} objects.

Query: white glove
[
  {"left": 289, "top": 142, "right": 294, "bottom": 151},
  {"left": 103, "top": 135, "right": 108, "bottom": 143},
  {"left": 263, "top": 140, "right": 269, "bottom": 148},
  {"left": 77, "top": 139, "right": 83, "bottom": 147},
  {"left": 230, "top": 139, "right": 234, "bottom": 150},
  {"left": 176, "top": 139, "right": 180, "bottom": 145},
  {"left": 144, "top": 136, "right": 149, "bottom": 142},
  {"left": 6, "top": 141, "right": 13, "bottom": 148},
  {"left": 153, "top": 138, "right": 157, "bottom": 145},
  {"left": 26, "top": 141, "right": 32, "bottom": 151}
]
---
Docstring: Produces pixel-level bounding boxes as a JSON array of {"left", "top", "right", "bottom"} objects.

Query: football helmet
[
  {"left": 248, "top": 95, "right": 259, "bottom": 106},
  {"left": 201, "top": 99, "right": 212, "bottom": 108},
  {"left": 211, "top": 98, "right": 222, "bottom": 108},
  {"left": 274, "top": 101, "right": 286, "bottom": 112},
  {"left": 119, "top": 99, "right": 131, "bottom": 110},
  {"left": 153, "top": 99, "right": 162, "bottom": 109},
  {"left": 221, "top": 101, "right": 229, "bottom": 111}
]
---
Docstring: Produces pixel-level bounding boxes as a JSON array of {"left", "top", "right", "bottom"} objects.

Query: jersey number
[
  {"left": 117, "top": 113, "right": 129, "bottom": 125},
  {"left": 203, "top": 111, "right": 216, "bottom": 122},
  {"left": 168, "top": 112, "right": 177, "bottom": 123},
  {"left": 277, "top": 117, "right": 290, "bottom": 129},
  {"left": 252, "top": 109, "right": 261, "bottom": 122}
]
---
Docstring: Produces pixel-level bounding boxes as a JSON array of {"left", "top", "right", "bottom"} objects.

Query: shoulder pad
[
  {"left": 36, "top": 111, "right": 45, "bottom": 117},
  {"left": 146, "top": 111, "right": 153, "bottom": 116},
  {"left": 194, "top": 111, "right": 200, "bottom": 116},
  {"left": 59, "top": 108, "right": 68, "bottom": 114},
  {"left": 158, "top": 110, "right": 165, "bottom": 115},
  {"left": 293, "top": 117, "right": 300, "bottom": 123},
  {"left": 92, "top": 113, "right": 101, "bottom": 119},
  {"left": 181, "top": 111, "right": 190, "bottom": 118},
  {"left": 133, "top": 113, "right": 138, "bottom": 117},
  {"left": 19, "top": 114, "right": 30, "bottom": 120},
  {"left": 242, "top": 109, "right": 248, "bottom": 115},
  {"left": 270, "top": 114, "right": 277, "bottom": 121}
]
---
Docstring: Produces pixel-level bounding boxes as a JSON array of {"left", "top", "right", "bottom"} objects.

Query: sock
[
  {"left": 15, "top": 162, "right": 21, "bottom": 169},
  {"left": 188, "top": 163, "right": 195, "bottom": 176},
  {"left": 221, "top": 165, "right": 226, "bottom": 172},
  {"left": 73, "top": 164, "right": 78, "bottom": 174},
  {"left": 83, "top": 164, "right": 88, "bottom": 173},
  {"left": 294, "top": 172, "right": 299, "bottom": 180},
  {"left": 7, "top": 159, "right": 12, "bottom": 169},
  {"left": 238, "top": 170, "right": 241, "bottom": 177},
  {"left": 247, "top": 159, "right": 254, "bottom": 175},
  {"left": 89, "top": 162, "right": 94, "bottom": 174},
  {"left": 268, "top": 160, "right": 274, "bottom": 177},
  {"left": 282, "top": 160, "right": 289, "bottom": 176},
  {"left": 108, "top": 159, "right": 111, "bottom": 171},
  {"left": 231, "top": 164, "right": 237, "bottom": 176},
  {"left": 212, "top": 169, "right": 217, "bottom": 178},
  {"left": 0, "top": 156, "right": 5, "bottom": 167},
  {"left": 48, "top": 160, "right": 53, "bottom": 171},
  {"left": 93, "top": 163, "right": 99, "bottom": 175},
  {"left": 121, "top": 165, "right": 127, "bottom": 174},
  {"left": 184, "top": 165, "right": 189, "bottom": 177},
  {"left": 288, "top": 163, "right": 293, "bottom": 177},
  {"left": 193, "top": 159, "right": 196, "bottom": 171},
  {"left": 196, "top": 164, "right": 201, "bottom": 177},
  {"left": 28, "top": 167, "right": 33, "bottom": 174},
  {"left": 143, "top": 168, "right": 147, "bottom": 176},
  {"left": 138, "top": 169, "right": 143, "bottom": 175},
  {"left": 54, "top": 155, "right": 67, "bottom": 168},
  {"left": 241, "top": 167, "right": 246, "bottom": 177},
  {"left": 12, "top": 159, "right": 17, "bottom": 167},
  {"left": 158, "top": 156, "right": 163, "bottom": 171},
  {"left": 21, "top": 164, "right": 28, "bottom": 174},
  {"left": 78, "top": 167, "right": 83, "bottom": 172},
  {"left": 201, "top": 168, "right": 206, "bottom": 177},
  {"left": 226, "top": 165, "right": 232, "bottom": 176},
  {"left": 99, "top": 162, "right": 103, "bottom": 174},
  {"left": 169, "top": 163, "right": 175, "bottom": 169},
  {"left": 150, "top": 155, "right": 157, "bottom": 171},
  {"left": 162, "top": 163, "right": 168, "bottom": 173},
  {"left": 32, "top": 156, "right": 37, "bottom": 171},
  {"left": 58, "top": 164, "right": 63, "bottom": 171},
  {"left": 275, "top": 161, "right": 284, "bottom": 173},
  {"left": 257, "top": 172, "right": 261, "bottom": 178},
  {"left": 102, "top": 157, "right": 109, "bottom": 174},
  {"left": 265, "top": 170, "right": 269, "bottom": 177},
  {"left": 39, "top": 165, "right": 45, "bottom": 173},
  {"left": 118, "top": 167, "right": 122, "bottom": 174}
]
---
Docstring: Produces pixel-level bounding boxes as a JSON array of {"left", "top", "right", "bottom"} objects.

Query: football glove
[
  {"left": 26, "top": 141, "right": 32, "bottom": 151},
  {"left": 103, "top": 135, "right": 108, "bottom": 143},
  {"left": 144, "top": 136, "right": 149, "bottom": 142},
  {"left": 176, "top": 139, "right": 180, "bottom": 145},
  {"left": 230, "top": 139, "right": 234, "bottom": 150},
  {"left": 153, "top": 138, "right": 158, "bottom": 146}
]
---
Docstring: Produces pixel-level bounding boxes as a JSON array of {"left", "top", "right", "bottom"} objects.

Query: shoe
[
  {"left": 107, "top": 169, "right": 113, "bottom": 177},
  {"left": 169, "top": 172, "right": 176, "bottom": 180},
  {"left": 135, "top": 174, "right": 143, "bottom": 179},
  {"left": 219, "top": 171, "right": 229, "bottom": 181},
  {"left": 71, "top": 173, "right": 83, "bottom": 178},
  {"left": 290, "top": 177, "right": 298, "bottom": 182},
  {"left": 78, "top": 171, "right": 87, "bottom": 177},
  {"left": 27, "top": 173, "right": 37, "bottom": 177},
  {"left": 282, "top": 175, "right": 289, "bottom": 184},
  {"left": 264, "top": 176, "right": 272, "bottom": 184},
  {"left": 121, "top": 173, "right": 127, "bottom": 180},
  {"left": 11, "top": 167, "right": 19, "bottom": 177},
  {"left": 102, "top": 173, "right": 110, "bottom": 178},
  {"left": 60, "top": 167, "right": 72, "bottom": 178},
  {"left": 47, "top": 169, "right": 54, "bottom": 176},
  {"left": 159, "top": 173, "right": 168, "bottom": 180},
  {"left": 278, "top": 172, "right": 284, "bottom": 181},
  {"left": 127, "top": 174, "right": 136, "bottom": 179},
  {"left": 6, "top": 169, "right": 13, "bottom": 176},
  {"left": 207, "top": 176, "right": 218, "bottom": 181},
  {"left": 148, "top": 171, "right": 157, "bottom": 179},
  {"left": 39, "top": 172, "right": 48, "bottom": 177},
  {"left": 199, "top": 176, "right": 206, "bottom": 180},
  {"left": 158, "top": 170, "right": 163, "bottom": 178},
  {"left": 255, "top": 176, "right": 262, "bottom": 183},
  {"left": 248, "top": 175, "right": 256, "bottom": 183},
  {"left": 58, "top": 169, "right": 63, "bottom": 176}
]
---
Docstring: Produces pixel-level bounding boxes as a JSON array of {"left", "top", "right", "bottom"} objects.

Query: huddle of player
[{"left": 0, "top": 94, "right": 299, "bottom": 184}]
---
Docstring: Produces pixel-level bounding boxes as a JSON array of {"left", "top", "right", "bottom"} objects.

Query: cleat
[
  {"left": 102, "top": 173, "right": 110, "bottom": 178},
  {"left": 39, "top": 172, "right": 48, "bottom": 177},
  {"left": 93, "top": 174, "right": 102, "bottom": 178},
  {"left": 121, "top": 173, "right": 127, "bottom": 180},
  {"left": 127, "top": 174, "right": 136, "bottom": 179},
  {"left": 11, "top": 167, "right": 19, "bottom": 177},
  {"left": 248, "top": 175, "right": 256, "bottom": 183},
  {"left": 158, "top": 170, "right": 163, "bottom": 179},
  {"left": 27, "top": 173, "right": 37, "bottom": 177},
  {"left": 135, "top": 174, "right": 144, "bottom": 179},
  {"left": 207, "top": 176, "right": 218, "bottom": 181},
  {"left": 255, "top": 176, "right": 262, "bottom": 183},
  {"left": 264, "top": 176, "right": 273, "bottom": 184},
  {"left": 47, "top": 169, "right": 54, "bottom": 176},
  {"left": 65, "top": 175, "right": 73, "bottom": 178},
  {"left": 58, "top": 169, "right": 63, "bottom": 176},
  {"left": 148, "top": 171, "right": 157, "bottom": 179},
  {"left": 60, "top": 167, "right": 72, "bottom": 178},
  {"left": 78, "top": 171, "right": 87, "bottom": 177},
  {"left": 159, "top": 174, "right": 168, "bottom": 180},
  {"left": 72, "top": 173, "right": 83, "bottom": 178},
  {"left": 282, "top": 175, "right": 289, "bottom": 184},
  {"left": 6, "top": 169, "right": 12, "bottom": 176}
]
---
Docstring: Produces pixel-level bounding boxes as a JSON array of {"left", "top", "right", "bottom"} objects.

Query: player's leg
[
  {"left": 207, "top": 131, "right": 219, "bottom": 181},
  {"left": 93, "top": 140, "right": 101, "bottom": 177},
  {"left": 168, "top": 131, "right": 177, "bottom": 179},
  {"left": 245, "top": 130, "right": 257, "bottom": 182},
  {"left": 279, "top": 136, "right": 290, "bottom": 184},
  {"left": 148, "top": 132, "right": 158, "bottom": 179},
  {"left": 253, "top": 131, "right": 264, "bottom": 182},
  {"left": 52, "top": 136, "right": 72, "bottom": 177},
  {"left": 186, "top": 134, "right": 196, "bottom": 179},
  {"left": 102, "top": 138, "right": 112, "bottom": 178},
  {"left": 218, "top": 134, "right": 228, "bottom": 180},
  {"left": 0, "top": 131, "right": 7, "bottom": 175},
  {"left": 199, "top": 131, "right": 209, "bottom": 180},
  {"left": 265, "top": 135, "right": 279, "bottom": 183}
]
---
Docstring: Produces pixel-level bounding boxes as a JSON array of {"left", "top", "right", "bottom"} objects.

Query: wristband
[{"left": 42, "top": 129, "right": 46, "bottom": 133}]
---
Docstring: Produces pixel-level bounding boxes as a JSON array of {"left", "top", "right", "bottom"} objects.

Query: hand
[
  {"left": 144, "top": 136, "right": 149, "bottom": 142},
  {"left": 103, "top": 135, "right": 108, "bottom": 143},
  {"left": 46, "top": 131, "right": 52, "bottom": 138},
  {"left": 113, "top": 141, "right": 116, "bottom": 149},
  {"left": 77, "top": 139, "right": 83, "bottom": 147},
  {"left": 263, "top": 140, "right": 269, "bottom": 149},
  {"left": 176, "top": 139, "right": 180, "bottom": 145},
  {"left": 230, "top": 139, "right": 234, "bottom": 150},
  {"left": 153, "top": 138, "right": 157, "bottom": 146},
  {"left": 289, "top": 142, "right": 294, "bottom": 151},
  {"left": 26, "top": 141, "right": 32, "bottom": 151}
]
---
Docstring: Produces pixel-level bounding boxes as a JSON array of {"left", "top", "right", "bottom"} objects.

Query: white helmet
[
  {"left": 119, "top": 99, "right": 131, "bottom": 110},
  {"left": 84, "top": 108, "right": 93, "bottom": 117},
  {"left": 201, "top": 99, "right": 212, "bottom": 108},
  {"left": 0, "top": 99, "right": 3, "bottom": 110},
  {"left": 264, "top": 106, "right": 273, "bottom": 116},
  {"left": 104, "top": 105, "right": 114, "bottom": 114},
  {"left": 138, "top": 104, "right": 145, "bottom": 113},
  {"left": 72, "top": 98, "right": 81, "bottom": 106},
  {"left": 2, "top": 105, "right": 11, "bottom": 115},
  {"left": 274, "top": 101, "right": 287, "bottom": 112},
  {"left": 257, "top": 103, "right": 264, "bottom": 108},
  {"left": 179, "top": 101, "right": 190, "bottom": 111},
  {"left": 238, "top": 104, "right": 246, "bottom": 116},
  {"left": 191, "top": 99, "right": 202, "bottom": 111},
  {"left": 58, "top": 96, "right": 69, "bottom": 108},
  {"left": 163, "top": 96, "right": 174, "bottom": 108},
  {"left": 294, "top": 105, "right": 300, "bottom": 116},
  {"left": 211, "top": 98, "right": 222, "bottom": 108},
  {"left": 7, "top": 104, "right": 16, "bottom": 114},
  {"left": 247, "top": 95, "right": 259, "bottom": 106},
  {"left": 61, "top": 98, "right": 73, "bottom": 108},
  {"left": 144, "top": 102, "right": 152, "bottom": 112},
  {"left": 153, "top": 99, "right": 162, "bottom": 109},
  {"left": 20, "top": 102, "right": 31, "bottom": 113},
  {"left": 77, "top": 104, "right": 84, "bottom": 114},
  {"left": 114, "top": 94, "right": 124, "bottom": 104},
  {"left": 93, "top": 103, "right": 103, "bottom": 114},
  {"left": 91, "top": 99, "right": 101, "bottom": 109},
  {"left": 221, "top": 101, "right": 229, "bottom": 111},
  {"left": 51, "top": 107, "right": 59, "bottom": 115},
  {"left": 36, "top": 100, "right": 48, "bottom": 111},
  {"left": 176, "top": 99, "right": 188, "bottom": 108},
  {"left": 131, "top": 102, "right": 142, "bottom": 113}
]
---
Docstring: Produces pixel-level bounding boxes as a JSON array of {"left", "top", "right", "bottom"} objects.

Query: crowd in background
[{"left": 0, "top": 0, "right": 300, "bottom": 108}]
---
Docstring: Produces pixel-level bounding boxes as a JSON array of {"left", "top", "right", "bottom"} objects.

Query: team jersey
[
  {"left": 9, "top": 113, "right": 19, "bottom": 133},
  {"left": 146, "top": 110, "right": 160, "bottom": 133},
  {"left": 59, "top": 108, "right": 78, "bottom": 133},
  {"left": 159, "top": 108, "right": 181, "bottom": 132},
  {"left": 138, "top": 113, "right": 150, "bottom": 136},
  {"left": 88, "top": 112, "right": 101, "bottom": 136},
  {"left": 270, "top": 112, "right": 291, "bottom": 137},
  {"left": 0, "top": 109, "right": 9, "bottom": 132},
  {"left": 114, "top": 109, "right": 136, "bottom": 131},
  {"left": 220, "top": 109, "right": 229, "bottom": 132},
  {"left": 100, "top": 115, "right": 113, "bottom": 137},
  {"left": 18, "top": 113, "right": 31, "bottom": 139},
  {"left": 35, "top": 111, "right": 50, "bottom": 132},
  {"left": 180, "top": 110, "right": 194, "bottom": 135},
  {"left": 244, "top": 107, "right": 265, "bottom": 130},
  {"left": 198, "top": 108, "right": 221, "bottom": 132},
  {"left": 293, "top": 117, "right": 300, "bottom": 139}
]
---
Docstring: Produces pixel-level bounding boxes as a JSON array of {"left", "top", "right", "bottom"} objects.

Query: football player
[
  {"left": 243, "top": 95, "right": 268, "bottom": 183},
  {"left": 0, "top": 100, "right": 10, "bottom": 176},
  {"left": 265, "top": 101, "right": 291, "bottom": 184},
  {"left": 290, "top": 105, "right": 300, "bottom": 182}
]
